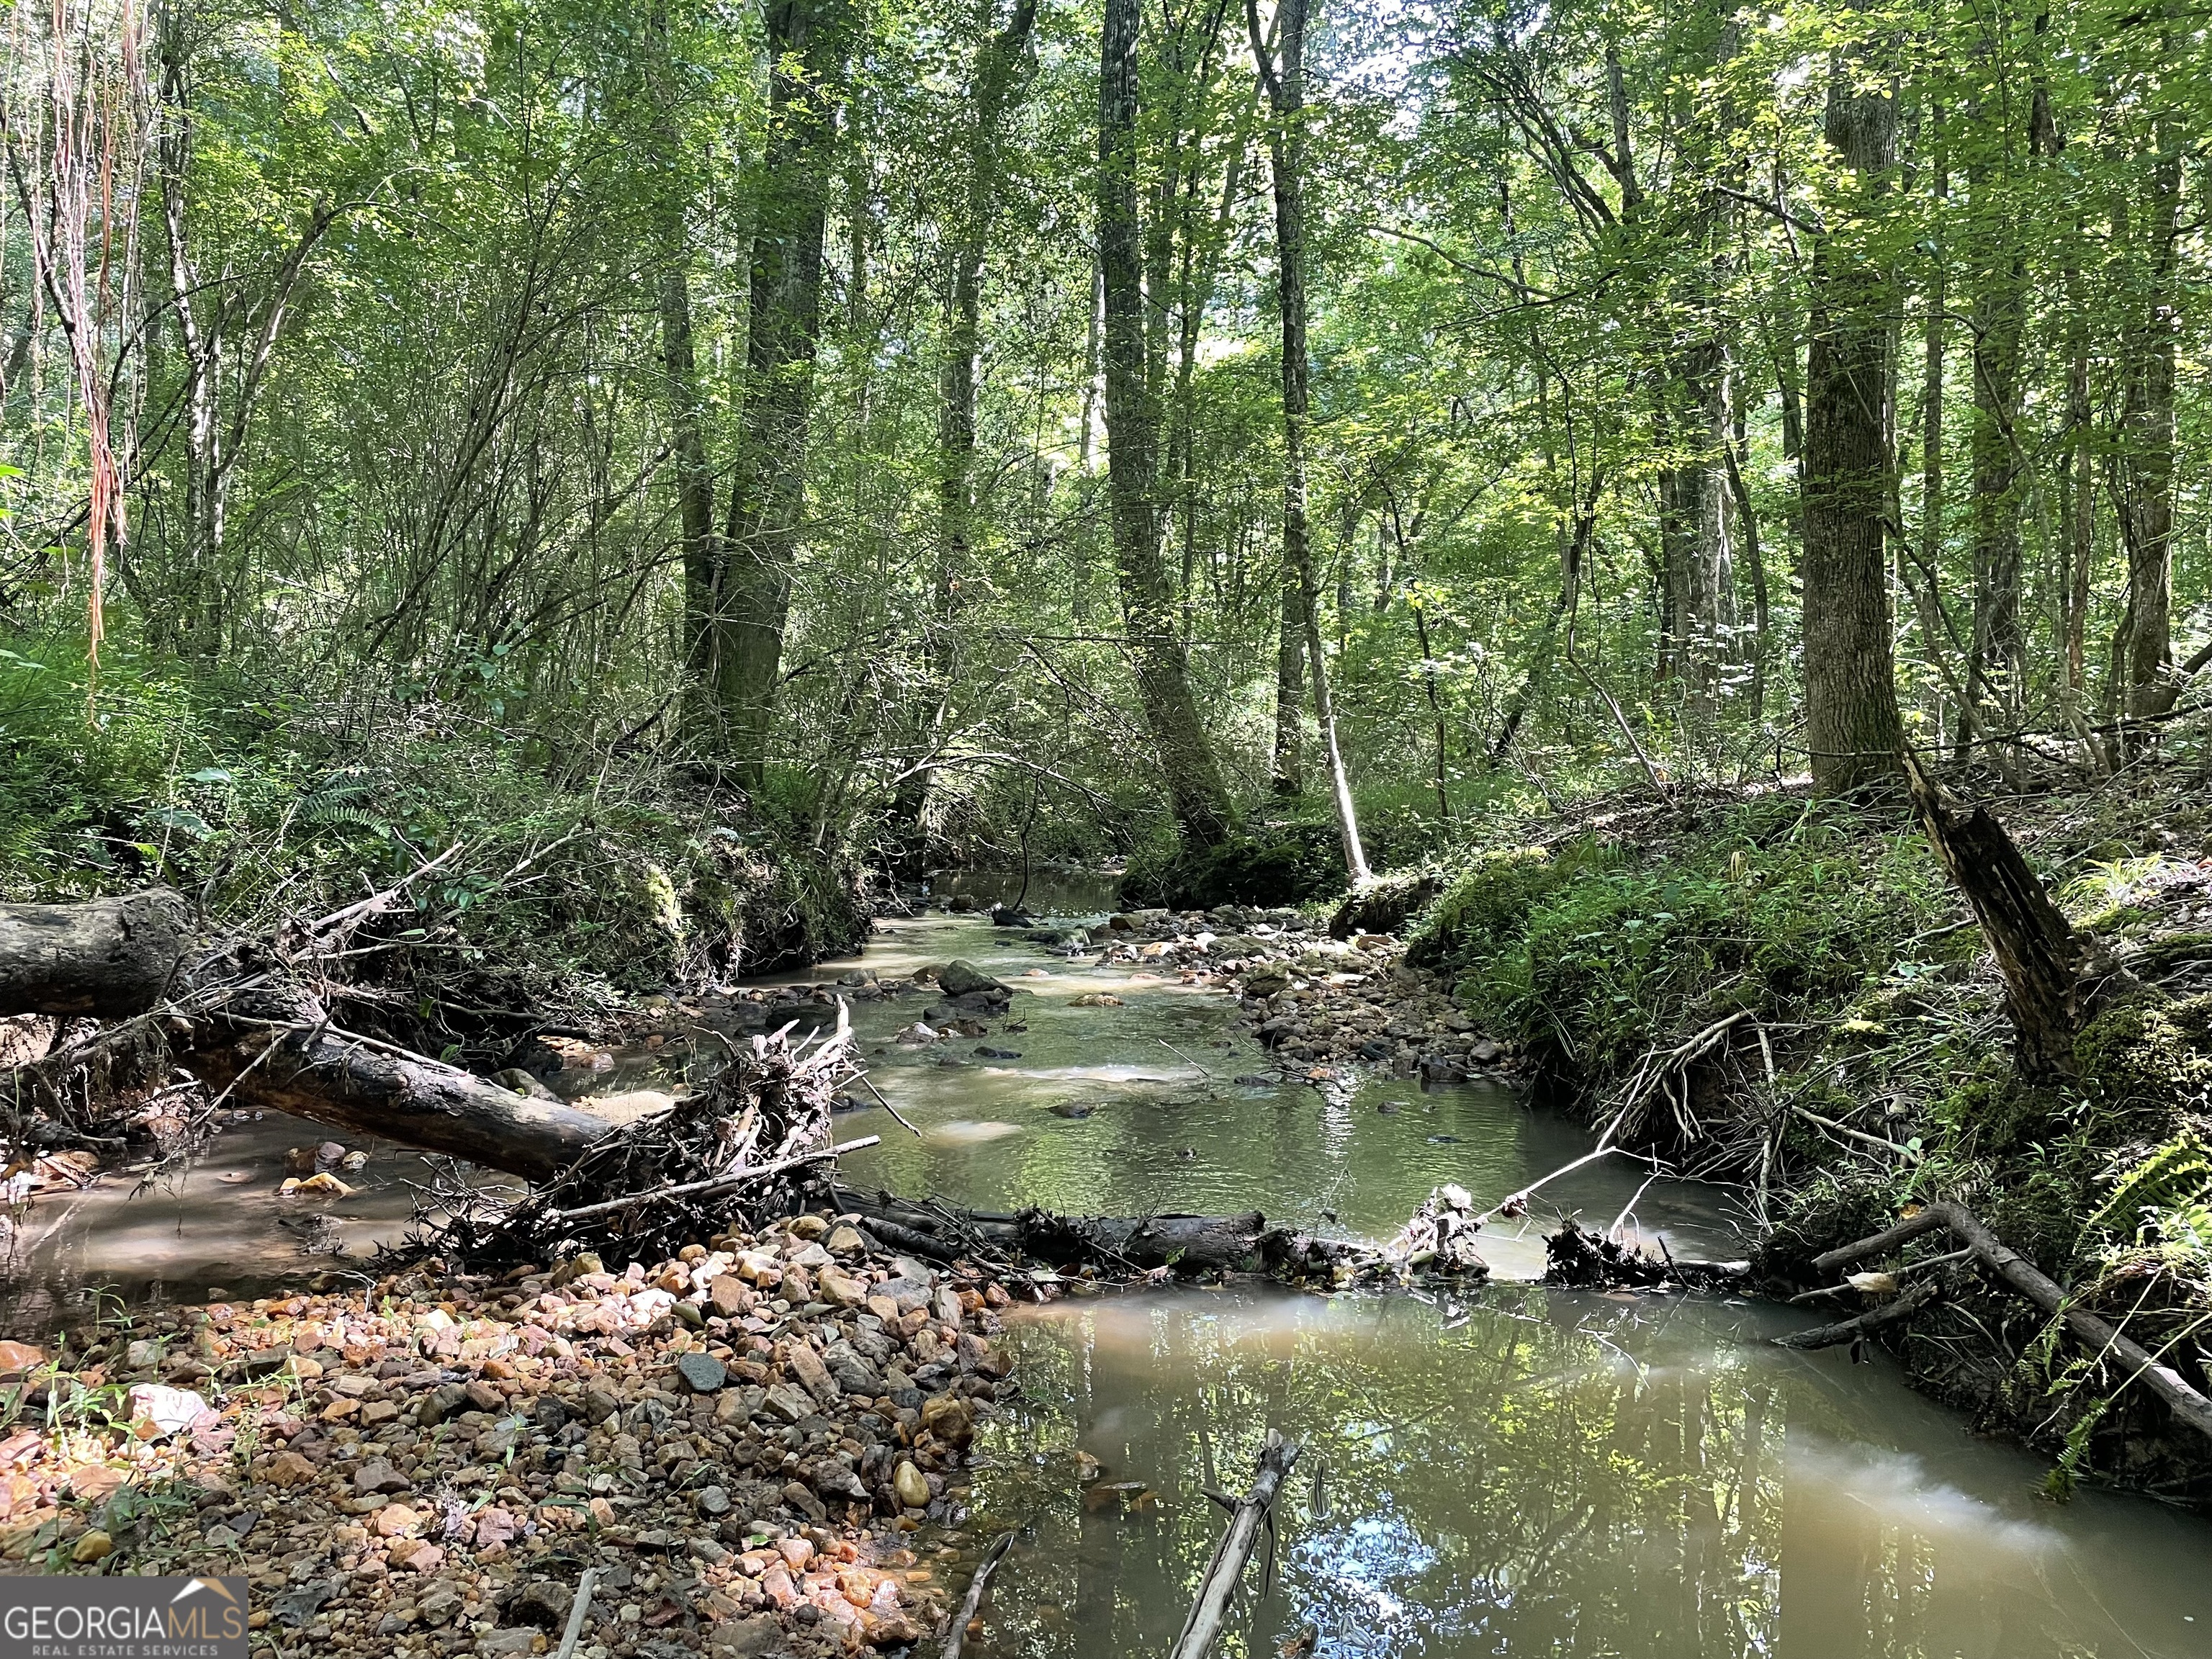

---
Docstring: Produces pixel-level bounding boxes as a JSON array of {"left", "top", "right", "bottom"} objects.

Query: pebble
[
  {"left": 678, "top": 1351, "right": 728, "bottom": 1393},
  {"left": 0, "top": 1211, "right": 1007, "bottom": 1658}
]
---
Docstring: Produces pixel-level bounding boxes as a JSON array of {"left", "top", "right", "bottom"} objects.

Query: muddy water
[{"left": 6, "top": 868, "right": 2211, "bottom": 1654}]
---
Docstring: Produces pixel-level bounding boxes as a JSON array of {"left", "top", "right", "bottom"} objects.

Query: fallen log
[
  {"left": 189, "top": 1007, "right": 609, "bottom": 1184},
  {"left": 830, "top": 1186, "right": 1359, "bottom": 1278},
  {"left": 1169, "top": 1430, "right": 1299, "bottom": 1659},
  {"left": 1809, "top": 1198, "right": 2212, "bottom": 1444},
  {"left": 0, "top": 888, "right": 192, "bottom": 1017}
]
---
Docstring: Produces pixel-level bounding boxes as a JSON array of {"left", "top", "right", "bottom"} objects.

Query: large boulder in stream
[{"left": 937, "top": 960, "right": 1010, "bottom": 1002}]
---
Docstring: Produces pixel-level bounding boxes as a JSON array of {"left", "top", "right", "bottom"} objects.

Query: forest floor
[{"left": 0, "top": 1215, "right": 1016, "bottom": 1656}]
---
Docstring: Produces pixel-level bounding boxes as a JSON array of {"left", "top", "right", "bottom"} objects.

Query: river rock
[
  {"left": 893, "top": 1461, "right": 929, "bottom": 1508},
  {"left": 678, "top": 1352, "right": 727, "bottom": 1394},
  {"left": 937, "top": 959, "right": 1002, "bottom": 997}
]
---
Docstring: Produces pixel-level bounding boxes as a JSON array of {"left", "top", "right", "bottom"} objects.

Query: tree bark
[
  {"left": 0, "top": 889, "right": 193, "bottom": 1018},
  {"left": 1800, "top": 29, "right": 1905, "bottom": 798},
  {"left": 193, "top": 995, "right": 608, "bottom": 1184},
  {"left": 1248, "top": 0, "right": 1368, "bottom": 882},
  {"left": 2108, "top": 93, "right": 2180, "bottom": 752},
  {"left": 1902, "top": 750, "right": 2091, "bottom": 1078},
  {"left": 1098, "top": 0, "right": 1233, "bottom": 848},
  {"left": 1961, "top": 128, "right": 2026, "bottom": 764},
  {"left": 706, "top": 0, "right": 851, "bottom": 786},
  {"left": 1269, "top": 554, "right": 1305, "bottom": 794},
  {"left": 649, "top": 1, "right": 721, "bottom": 725},
  {"left": 891, "top": 0, "right": 1041, "bottom": 843}
]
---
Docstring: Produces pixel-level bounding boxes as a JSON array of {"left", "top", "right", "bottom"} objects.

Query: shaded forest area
[{"left": 4, "top": 0, "right": 2212, "bottom": 1502}]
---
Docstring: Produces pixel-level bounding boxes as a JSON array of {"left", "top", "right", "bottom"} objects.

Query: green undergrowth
[
  {"left": 1406, "top": 793, "right": 1958, "bottom": 1082},
  {"left": 0, "top": 641, "right": 871, "bottom": 1039},
  {"left": 1121, "top": 817, "right": 1348, "bottom": 909}
]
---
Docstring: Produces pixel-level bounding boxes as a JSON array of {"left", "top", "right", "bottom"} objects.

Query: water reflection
[{"left": 961, "top": 1287, "right": 2210, "bottom": 1658}]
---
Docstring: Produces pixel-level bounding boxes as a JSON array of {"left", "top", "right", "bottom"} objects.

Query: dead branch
[{"left": 1810, "top": 1199, "right": 2212, "bottom": 1444}]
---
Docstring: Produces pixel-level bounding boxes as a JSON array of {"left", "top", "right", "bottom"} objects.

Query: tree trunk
[
  {"left": 1800, "top": 34, "right": 1905, "bottom": 798},
  {"left": 0, "top": 890, "right": 193, "bottom": 1018},
  {"left": 1269, "top": 555, "right": 1305, "bottom": 794},
  {"left": 706, "top": 0, "right": 850, "bottom": 787},
  {"left": 2108, "top": 102, "right": 2180, "bottom": 752},
  {"left": 1098, "top": 0, "right": 1233, "bottom": 848},
  {"left": 650, "top": 1, "right": 721, "bottom": 723},
  {"left": 1962, "top": 156, "right": 2026, "bottom": 765},
  {"left": 1901, "top": 751, "right": 2091, "bottom": 1078},
  {"left": 1249, "top": 0, "right": 1367, "bottom": 882},
  {"left": 892, "top": 0, "right": 1040, "bottom": 844}
]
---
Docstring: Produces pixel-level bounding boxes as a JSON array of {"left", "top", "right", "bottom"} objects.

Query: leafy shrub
[{"left": 1120, "top": 821, "right": 1347, "bottom": 909}]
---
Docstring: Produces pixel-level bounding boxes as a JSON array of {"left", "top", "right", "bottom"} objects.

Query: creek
[{"left": 4, "top": 869, "right": 2208, "bottom": 1655}]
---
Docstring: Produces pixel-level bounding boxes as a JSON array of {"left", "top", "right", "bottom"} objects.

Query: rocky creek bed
[{"left": 0, "top": 1213, "right": 1016, "bottom": 1658}]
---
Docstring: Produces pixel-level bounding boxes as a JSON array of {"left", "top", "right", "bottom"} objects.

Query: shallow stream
[{"left": 4, "top": 869, "right": 2208, "bottom": 1654}]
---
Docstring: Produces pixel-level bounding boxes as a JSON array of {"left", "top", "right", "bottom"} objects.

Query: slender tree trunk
[
  {"left": 1249, "top": 0, "right": 1367, "bottom": 881},
  {"left": 1269, "top": 556, "right": 1305, "bottom": 794},
  {"left": 2108, "top": 102, "right": 2180, "bottom": 751},
  {"left": 1961, "top": 118, "right": 2026, "bottom": 769},
  {"left": 706, "top": 0, "right": 850, "bottom": 788},
  {"left": 650, "top": 4, "right": 719, "bottom": 719},
  {"left": 1800, "top": 28, "right": 1905, "bottom": 797},
  {"left": 1099, "top": 0, "right": 1233, "bottom": 847},
  {"left": 889, "top": 0, "right": 1039, "bottom": 845}
]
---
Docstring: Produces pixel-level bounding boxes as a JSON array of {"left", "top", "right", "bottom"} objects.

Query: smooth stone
[{"left": 678, "top": 1352, "right": 727, "bottom": 1394}]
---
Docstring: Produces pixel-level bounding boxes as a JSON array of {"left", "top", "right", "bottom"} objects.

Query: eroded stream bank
[{"left": 6, "top": 871, "right": 2212, "bottom": 1655}]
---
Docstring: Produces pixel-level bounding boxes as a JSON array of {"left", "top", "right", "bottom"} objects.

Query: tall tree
[
  {"left": 1249, "top": 0, "right": 1368, "bottom": 881},
  {"left": 696, "top": 0, "right": 852, "bottom": 787},
  {"left": 1098, "top": 0, "right": 1234, "bottom": 847},
  {"left": 1800, "top": 19, "right": 1906, "bottom": 796},
  {"left": 889, "top": 0, "right": 1041, "bottom": 840},
  {"left": 2108, "top": 69, "right": 2181, "bottom": 749}
]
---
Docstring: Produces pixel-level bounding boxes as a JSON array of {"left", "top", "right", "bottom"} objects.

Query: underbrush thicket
[
  {"left": 1397, "top": 770, "right": 2212, "bottom": 1496},
  {"left": 0, "top": 645, "right": 871, "bottom": 1048}
]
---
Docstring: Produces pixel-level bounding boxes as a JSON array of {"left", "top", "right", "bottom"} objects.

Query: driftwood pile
[{"left": 423, "top": 1012, "right": 874, "bottom": 1269}]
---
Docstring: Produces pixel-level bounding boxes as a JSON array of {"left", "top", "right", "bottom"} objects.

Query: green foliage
[
  {"left": 1120, "top": 821, "right": 1347, "bottom": 909},
  {"left": 0, "top": 643, "right": 867, "bottom": 1020},
  {"left": 1407, "top": 803, "right": 1951, "bottom": 1082},
  {"left": 2085, "top": 1130, "right": 2212, "bottom": 1252}
]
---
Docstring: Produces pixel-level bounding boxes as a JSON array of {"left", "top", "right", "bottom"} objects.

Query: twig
[
  {"left": 554, "top": 1567, "right": 600, "bottom": 1659},
  {"left": 546, "top": 1137, "right": 881, "bottom": 1226},
  {"left": 938, "top": 1531, "right": 1013, "bottom": 1659},
  {"left": 1156, "top": 1038, "right": 1214, "bottom": 1079},
  {"left": 857, "top": 1071, "right": 923, "bottom": 1138},
  {"left": 1790, "top": 1104, "right": 1920, "bottom": 1160},
  {"left": 300, "top": 842, "right": 464, "bottom": 939}
]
